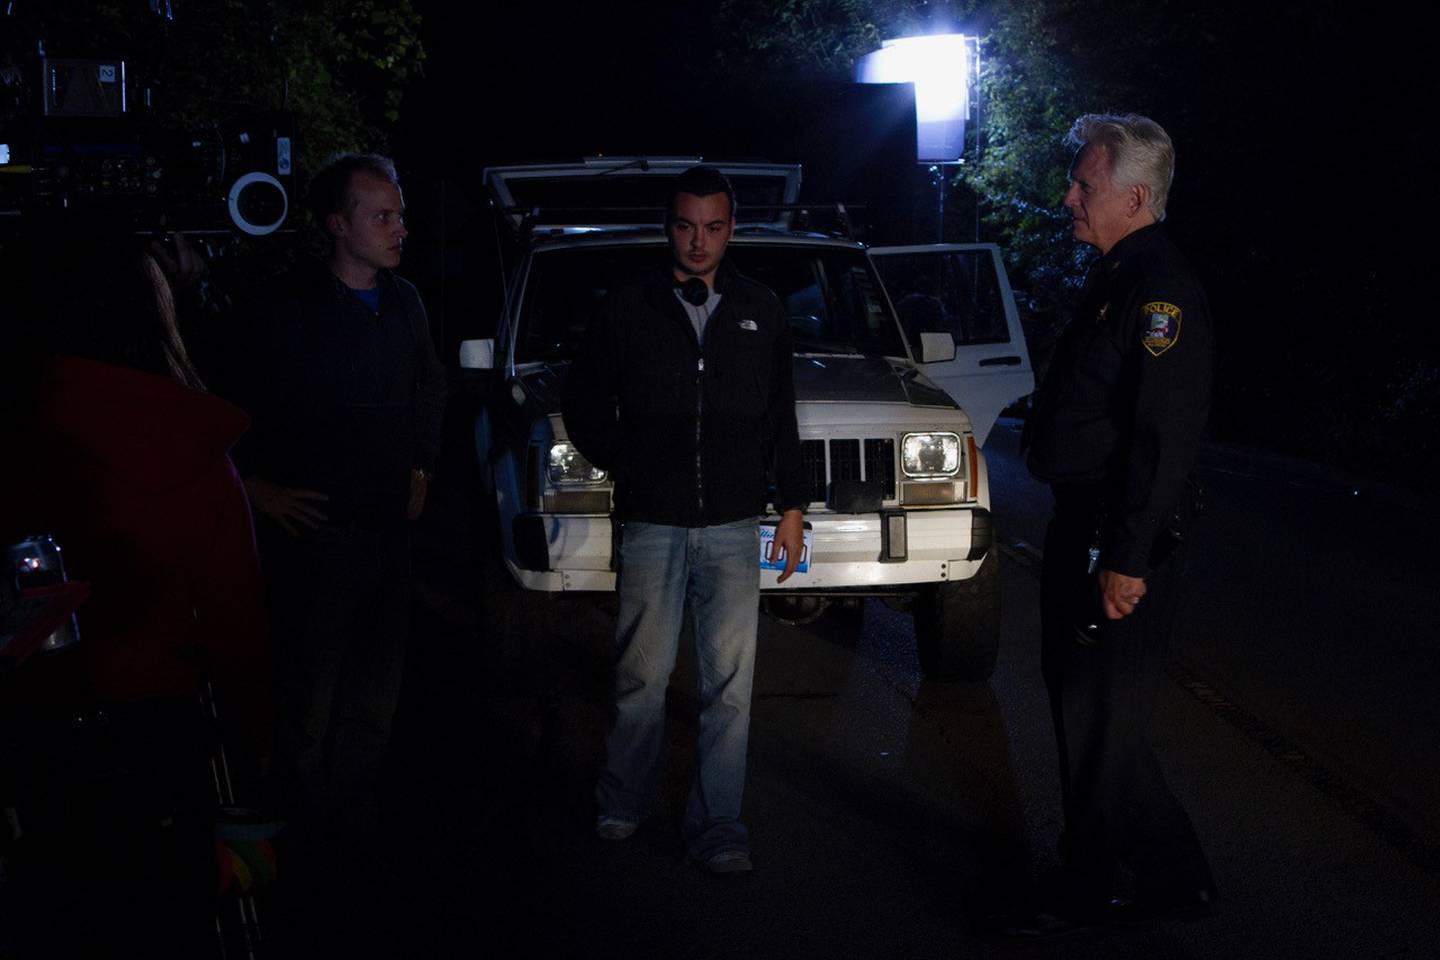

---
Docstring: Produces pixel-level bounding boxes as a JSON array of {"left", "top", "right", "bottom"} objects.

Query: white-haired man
[{"left": 1022, "top": 113, "right": 1216, "bottom": 930}]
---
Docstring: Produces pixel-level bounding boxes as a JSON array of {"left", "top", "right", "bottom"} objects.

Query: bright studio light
[{"left": 856, "top": 34, "right": 974, "bottom": 162}]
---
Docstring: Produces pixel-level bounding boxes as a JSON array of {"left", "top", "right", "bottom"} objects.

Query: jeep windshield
[{"left": 514, "top": 242, "right": 909, "bottom": 364}]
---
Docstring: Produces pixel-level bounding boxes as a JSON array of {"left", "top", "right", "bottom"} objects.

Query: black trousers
[
  {"left": 260, "top": 521, "right": 410, "bottom": 953},
  {"left": 1039, "top": 497, "right": 1213, "bottom": 906}
]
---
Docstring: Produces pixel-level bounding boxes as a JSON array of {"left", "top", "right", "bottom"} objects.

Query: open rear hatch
[{"left": 483, "top": 158, "right": 802, "bottom": 233}]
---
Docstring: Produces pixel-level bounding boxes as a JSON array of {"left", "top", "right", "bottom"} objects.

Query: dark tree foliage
[
  {"left": 714, "top": 0, "right": 892, "bottom": 77},
  {"left": 1, "top": 0, "right": 423, "bottom": 185}
]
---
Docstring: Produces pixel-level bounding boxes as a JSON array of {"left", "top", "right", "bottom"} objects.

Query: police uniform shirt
[{"left": 1026, "top": 223, "right": 1213, "bottom": 577}]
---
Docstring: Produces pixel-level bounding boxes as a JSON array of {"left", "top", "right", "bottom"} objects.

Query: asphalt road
[
  {"left": 372, "top": 404, "right": 1440, "bottom": 959},
  {"left": 986, "top": 417, "right": 1440, "bottom": 864}
]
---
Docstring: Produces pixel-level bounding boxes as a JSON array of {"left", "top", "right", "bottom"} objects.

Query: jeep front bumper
[{"left": 504, "top": 506, "right": 992, "bottom": 593}]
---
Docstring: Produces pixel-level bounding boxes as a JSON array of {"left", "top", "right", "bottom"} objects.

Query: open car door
[{"left": 870, "top": 243, "right": 1034, "bottom": 446}]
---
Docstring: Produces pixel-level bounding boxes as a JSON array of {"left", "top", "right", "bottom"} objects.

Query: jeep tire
[{"left": 914, "top": 551, "right": 1001, "bottom": 682}]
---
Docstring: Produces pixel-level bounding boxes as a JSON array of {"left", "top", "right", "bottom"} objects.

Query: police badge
[{"left": 1141, "top": 301, "right": 1182, "bottom": 356}]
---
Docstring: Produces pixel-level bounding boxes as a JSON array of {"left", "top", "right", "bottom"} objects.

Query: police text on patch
[{"left": 1141, "top": 301, "right": 1182, "bottom": 357}]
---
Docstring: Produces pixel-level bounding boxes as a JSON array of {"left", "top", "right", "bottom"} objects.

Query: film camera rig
[{"left": 1, "top": 54, "right": 295, "bottom": 237}]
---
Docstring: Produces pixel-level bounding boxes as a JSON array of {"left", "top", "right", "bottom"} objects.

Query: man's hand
[
  {"left": 243, "top": 476, "right": 328, "bottom": 536},
  {"left": 1097, "top": 568, "right": 1147, "bottom": 620},
  {"left": 773, "top": 508, "right": 805, "bottom": 584},
  {"left": 407, "top": 468, "right": 429, "bottom": 521}
]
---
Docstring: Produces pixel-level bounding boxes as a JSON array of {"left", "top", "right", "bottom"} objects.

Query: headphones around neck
[{"left": 678, "top": 276, "right": 709, "bottom": 307}]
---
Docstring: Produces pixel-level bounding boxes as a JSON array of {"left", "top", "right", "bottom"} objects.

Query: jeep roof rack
[
  {"left": 500, "top": 202, "right": 861, "bottom": 242},
  {"left": 484, "top": 159, "right": 803, "bottom": 233}
]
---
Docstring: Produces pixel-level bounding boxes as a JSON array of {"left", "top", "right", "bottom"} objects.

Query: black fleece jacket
[{"left": 562, "top": 263, "right": 805, "bottom": 526}]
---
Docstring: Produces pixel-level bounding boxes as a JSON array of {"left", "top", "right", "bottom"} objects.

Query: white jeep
[{"left": 460, "top": 159, "right": 1033, "bottom": 680}]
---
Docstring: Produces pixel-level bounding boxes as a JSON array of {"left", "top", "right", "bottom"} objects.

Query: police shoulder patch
[{"left": 1140, "top": 301, "right": 1182, "bottom": 357}]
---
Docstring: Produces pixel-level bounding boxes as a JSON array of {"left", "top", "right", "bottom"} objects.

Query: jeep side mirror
[{"left": 919, "top": 331, "right": 956, "bottom": 364}]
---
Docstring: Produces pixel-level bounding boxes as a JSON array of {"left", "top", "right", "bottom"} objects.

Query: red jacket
[{"left": 4, "top": 356, "right": 271, "bottom": 742}]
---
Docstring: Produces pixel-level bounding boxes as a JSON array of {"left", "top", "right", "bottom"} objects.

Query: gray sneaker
[
  {"left": 702, "top": 850, "right": 753, "bottom": 875},
  {"left": 595, "top": 816, "right": 638, "bottom": 840}
]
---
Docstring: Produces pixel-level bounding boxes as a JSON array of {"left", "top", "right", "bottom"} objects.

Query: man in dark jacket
[
  {"left": 563, "top": 166, "right": 805, "bottom": 874},
  {"left": 1023, "top": 114, "right": 1216, "bottom": 929},
  {"left": 228, "top": 153, "right": 445, "bottom": 947}
]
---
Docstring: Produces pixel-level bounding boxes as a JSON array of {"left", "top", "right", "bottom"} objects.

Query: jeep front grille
[
  {"left": 799, "top": 440, "right": 827, "bottom": 505},
  {"left": 830, "top": 439, "right": 861, "bottom": 483},
  {"left": 864, "top": 439, "right": 897, "bottom": 498},
  {"left": 796, "top": 438, "right": 896, "bottom": 505}
]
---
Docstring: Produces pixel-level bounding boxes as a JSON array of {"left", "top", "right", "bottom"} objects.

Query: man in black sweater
[
  {"left": 230, "top": 153, "right": 445, "bottom": 948},
  {"left": 563, "top": 166, "right": 805, "bottom": 874}
]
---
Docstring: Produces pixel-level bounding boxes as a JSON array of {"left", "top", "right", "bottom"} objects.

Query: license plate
[{"left": 758, "top": 521, "right": 812, "bottom": 573}]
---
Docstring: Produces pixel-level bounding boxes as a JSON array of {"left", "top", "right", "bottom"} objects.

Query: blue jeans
[{"left": 596, "top": 518, "right": 760, "bottom": 859}]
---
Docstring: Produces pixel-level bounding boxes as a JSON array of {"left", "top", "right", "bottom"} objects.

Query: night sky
[
  {"left": 404, "top": 0, "right": 1439, "bottom": 294},
  {"left": 409, "top": 1, "right": 1436, "bottom": 202},
  {"left": 396, "top": 1, "right": 1436, "bottom": 475}
]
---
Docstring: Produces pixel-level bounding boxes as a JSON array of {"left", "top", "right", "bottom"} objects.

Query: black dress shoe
[
  {"left": 999, "top": 894, "right": 1140, "bottom": 938},
  {"left": 1138, "top": 883, "right": 1219, "bottom": 920},
  {"left": 1003, "top": 885, "right": 1217, "bottom": 938},
  {"left": 999, "top": 911, "right": 1087, "bottom": 938}
]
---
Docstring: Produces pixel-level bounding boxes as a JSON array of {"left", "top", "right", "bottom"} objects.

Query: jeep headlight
[
  {"left": 547, "top": 442, "right": 606, "bottom": 484},
  {"left": 901, "top": 432, "right": 961, "bottom": 479}
]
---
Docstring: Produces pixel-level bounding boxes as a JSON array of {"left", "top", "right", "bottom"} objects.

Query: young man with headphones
[{"left": 563, "top": 165, "right": 805, "bottom": 875}]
